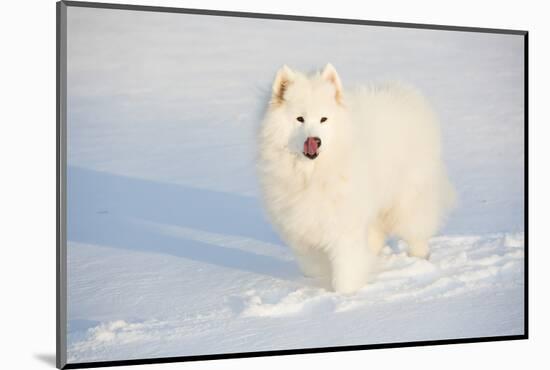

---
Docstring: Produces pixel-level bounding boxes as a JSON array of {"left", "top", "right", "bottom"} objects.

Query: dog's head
[{"left": 266, "top": 64, "right": 345, "bottom": 161}]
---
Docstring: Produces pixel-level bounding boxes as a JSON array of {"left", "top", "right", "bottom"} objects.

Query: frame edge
[
  {"left": 57, "top": 1, "right": 68, "bottom": 369},
  {"left": 62, "top": 0, "right": 527, "bottom": 35},
  {"left": 523, "top": 31, "right": 529, "bottom": 339}
]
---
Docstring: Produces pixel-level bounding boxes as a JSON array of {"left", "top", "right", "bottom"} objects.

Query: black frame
[{"left": 56, "top": 1, "right": 529, "bottom": 368}]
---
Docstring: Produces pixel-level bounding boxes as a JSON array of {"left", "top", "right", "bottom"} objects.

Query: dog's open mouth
[{"left": 303, "top": 137, "right": 321, "bottom": 160}]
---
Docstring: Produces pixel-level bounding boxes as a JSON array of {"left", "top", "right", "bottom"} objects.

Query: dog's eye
[
  {"left": 320, "top": 117, "right": 328, "bottom": 123},
  {"left": 296, "top": 116, "right": 305, "bottom": 123}
]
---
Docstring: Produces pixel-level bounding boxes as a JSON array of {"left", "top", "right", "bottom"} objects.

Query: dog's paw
[
  {"left": 408, "top": 242, "right": 431, "bottom": 259},
  {"left": 299, "top": 263, "right": 330, "bottom": 279},
  {"left": 407, "top": 249, "right": 431, "bottom": 259},
  {"left": 331, "top": 275, "right": 367, "bottom": 294}
]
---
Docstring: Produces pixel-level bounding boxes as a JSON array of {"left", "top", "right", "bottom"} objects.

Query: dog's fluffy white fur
[{"left": 258, "top": 64, "right": 456, "bottom": 293}]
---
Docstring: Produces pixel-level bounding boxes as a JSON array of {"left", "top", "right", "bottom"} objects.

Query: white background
[{"left": 0, "top": 0, "right": 546, "bottom": 369}]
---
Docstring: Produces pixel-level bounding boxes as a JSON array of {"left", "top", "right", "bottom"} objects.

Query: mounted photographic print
[{"left": 56, "top": 1, "right": 528, "bottom": 368}]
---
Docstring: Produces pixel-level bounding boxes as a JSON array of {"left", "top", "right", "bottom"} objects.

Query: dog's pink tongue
[{"left": 304, "top": 137, "right": 318, "bottom": 155}]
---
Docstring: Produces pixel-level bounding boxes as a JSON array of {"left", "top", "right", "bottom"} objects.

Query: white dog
[{"left": 258, "top": 64, "right": 455, "bottom": 293}]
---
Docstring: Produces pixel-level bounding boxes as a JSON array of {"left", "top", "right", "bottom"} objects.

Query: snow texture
[{"left": 65, "top": 7, "right": 525, "bottom": 363}]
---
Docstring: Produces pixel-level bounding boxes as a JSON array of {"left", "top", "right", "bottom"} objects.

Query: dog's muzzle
[{"left": 303, "top": 137, "right": 322, "bottom": 160}]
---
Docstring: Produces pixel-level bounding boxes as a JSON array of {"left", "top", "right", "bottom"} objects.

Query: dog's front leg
[
  {"left": 295, "top": 248, "right": 331, "bottom": 279},
  {"left": 329, "top": 236, "right": 373, "bottom": 294}
]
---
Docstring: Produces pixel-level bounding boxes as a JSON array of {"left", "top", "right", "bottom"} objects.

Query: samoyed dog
[{"left": 258, "top": 64, "right": 455, "bottom": 294}]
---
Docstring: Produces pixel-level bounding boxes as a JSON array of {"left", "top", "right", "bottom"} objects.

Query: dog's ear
[
  {"left": 271, "top": 65, "right": 294, "bottom": 105},
  {"left": 321, "top": 63, "right": 343, "bottom": 103}
]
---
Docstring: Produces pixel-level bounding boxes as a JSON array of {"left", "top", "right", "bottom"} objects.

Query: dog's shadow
[{"left": 67, "top": 166, "right": 299, "bottom": 280}]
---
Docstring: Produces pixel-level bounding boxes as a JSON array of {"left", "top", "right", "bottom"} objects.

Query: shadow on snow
[{"left": 67, "top": 166, "right": 299, "bottom": 281}]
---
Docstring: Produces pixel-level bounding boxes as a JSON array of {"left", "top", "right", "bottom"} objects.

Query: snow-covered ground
[{"left": 65, "top": 7, "right": 525, "bottom": 364}]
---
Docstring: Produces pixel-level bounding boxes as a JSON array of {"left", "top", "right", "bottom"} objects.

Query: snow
[
  {"left": 66, "top": 232, "right": 524, "bottom": 362},
  {"left": 65, "top": 6, "right": 525, "bottom": 364}
]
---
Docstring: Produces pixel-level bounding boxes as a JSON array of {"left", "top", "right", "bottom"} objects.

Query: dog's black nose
[{"left": 313, "top": 137, "right": 322, "bottom": 148}]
